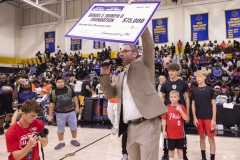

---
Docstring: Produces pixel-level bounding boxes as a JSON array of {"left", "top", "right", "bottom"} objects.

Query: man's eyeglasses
[{"left": 120, "top": 50, "right": 134, "bottom": 54}]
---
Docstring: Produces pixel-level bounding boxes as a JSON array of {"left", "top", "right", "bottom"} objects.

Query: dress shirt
[{"left": 122, "top": 74, "right": 143, "bottom": 123}]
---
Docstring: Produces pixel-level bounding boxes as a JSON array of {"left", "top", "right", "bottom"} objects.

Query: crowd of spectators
[{"left": 0, "top": 39, "right": 240, "bottom": 130}]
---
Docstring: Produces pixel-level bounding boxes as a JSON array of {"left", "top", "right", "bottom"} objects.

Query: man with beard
[{"left": 0, "top": 74, "right": 14, "bottom": 134}]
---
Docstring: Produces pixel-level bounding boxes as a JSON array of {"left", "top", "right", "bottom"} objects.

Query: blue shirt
[
  {"left": 94, "top": 64, "right": 101, "bottom": 74},
  {"left": 213, "top": 69, "right": 222, "bottom": 77},
  {"left": 18, "top": 92, "right": 38, "bottom": 104}
]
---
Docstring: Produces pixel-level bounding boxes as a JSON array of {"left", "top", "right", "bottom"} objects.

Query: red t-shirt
[
  {"left": 162, "top": 104, "right": 187, "bottom": 139},
  {"left": 5, "top": 120, "right": 44, "bottom": 160}
]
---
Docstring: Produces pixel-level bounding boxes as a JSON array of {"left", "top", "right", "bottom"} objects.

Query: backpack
[{"left": 51, "top": 85, "right": 72, "bottom": 104}]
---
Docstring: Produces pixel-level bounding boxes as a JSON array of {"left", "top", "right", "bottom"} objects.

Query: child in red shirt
[
  {"left": 5, "top": 100, "right": 48, "bottom": 160},
  {"left": 162, "top": 90, "right": 188, "bottom": 160}
]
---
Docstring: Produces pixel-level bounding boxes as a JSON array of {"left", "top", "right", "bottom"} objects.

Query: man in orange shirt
[{"left": 107, "top": 72, "right": 128, "bottom": 160}]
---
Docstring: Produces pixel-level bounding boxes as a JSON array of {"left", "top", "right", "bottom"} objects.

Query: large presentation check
[{"left": 65, "top": 2, "right": 161, "bottom": 44}]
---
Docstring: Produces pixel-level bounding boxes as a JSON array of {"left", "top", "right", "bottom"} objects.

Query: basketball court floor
[{"left": 0, "top": 124, "right": 239, "bottom": 160}]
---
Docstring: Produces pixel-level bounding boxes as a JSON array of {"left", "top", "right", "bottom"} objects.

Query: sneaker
[
  {"left": 70, "top": 140, "right": 80, "bottom": 147},
  {"left": 111, "top": 127, "right": 118, "bottom": 135},
  {"left": 184, "top": 155, "right": 189, "bottom": 160},
  {"left": 54, "top": 142, "right": 65, "bottom": 150},
  {"left": 161, "top": 155, "right": 169, "bottom": 160},
  {"left": 4, "top": 123, "right": 10, "bottom": 129},
  {"left": 121, "top": 154, "right": 128, "bottom": 160}
]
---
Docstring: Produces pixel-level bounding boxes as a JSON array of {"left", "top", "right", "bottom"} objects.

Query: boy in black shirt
[
  {"left": 192, "top": 70, "right": 216, "bottom": 160},
  {"left": 48, "top": 77, "right": 80, "bottom": 150},
  {"left": 161, "top": 63, "right": 190, "bottom": 160}
]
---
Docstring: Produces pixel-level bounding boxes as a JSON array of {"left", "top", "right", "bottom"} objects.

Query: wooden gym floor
[{"left": 0, "top": 125, "right": 239, "bottom": 160}]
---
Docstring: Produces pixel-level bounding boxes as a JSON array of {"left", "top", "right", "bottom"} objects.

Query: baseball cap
[{"left": 214, "top": 85, "right": 220, "bottom": 89}]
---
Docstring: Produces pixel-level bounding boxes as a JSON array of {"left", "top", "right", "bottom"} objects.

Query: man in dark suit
[{"left": 100, "top": 1, "right": 167, "bottom": 159}]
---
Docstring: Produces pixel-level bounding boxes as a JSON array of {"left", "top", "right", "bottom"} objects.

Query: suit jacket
[{"left": 100, "top": 28, "right": 167, "bottom": 137}]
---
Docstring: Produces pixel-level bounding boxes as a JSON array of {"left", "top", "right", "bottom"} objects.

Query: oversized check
[{"left": 65, "top": 2, "right": 161, "bottom": 44}]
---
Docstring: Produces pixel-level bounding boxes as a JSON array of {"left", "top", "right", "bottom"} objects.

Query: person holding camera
[{"left": 5, "top": 99, "right": 48, "bottom": 160}]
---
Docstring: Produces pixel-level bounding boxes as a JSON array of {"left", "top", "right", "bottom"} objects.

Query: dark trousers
[
  {"left": 122, "top": 132, "right": 128, "bottom": 155},
  {"left": 163, "top": 136, "right": 187, "bottom": 155},
  {"left": 163, "top": 123, "right": 187, "bottom": 156}
]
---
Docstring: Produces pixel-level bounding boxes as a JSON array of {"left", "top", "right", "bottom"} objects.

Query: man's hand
[
  {"left": 185, "top": 116, "right": 190, "bottom": 123},
  {"left": 38, "top": 136, "right": 48, "bottom": 144},
  {"left": 48, "top": 115, "right": 53, "bottom": 122},
  {"left": 193, "top": 118, "right": 199, "bottom": 128},
  {"left": 75, "top": 107, "right": 80, "bottom": 114},
  {"left": 101, "top": 60, "right": 112, "bottom": 75},
  {"left": 163, "top": 131, "right": 167, "bottom": 139},
  {"left": 128, "top": 0, "right": 135, "bottom": 5},
  {"left": 28, "top": 135, "right": 39, "bottom": 147},
  {"left": 211, "top": 119, "right": 216, "bottom": 130}
]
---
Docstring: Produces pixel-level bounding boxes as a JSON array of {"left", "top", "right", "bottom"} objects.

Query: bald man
[{"left": 156, "top": 75, "right": 166, "bottom": 97}]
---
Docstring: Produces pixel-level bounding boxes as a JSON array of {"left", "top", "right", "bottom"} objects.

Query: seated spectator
[
  {"left": 191, "top": 60, "right": 198, "bottom": 73},
  {"left": 219, "top": 70, "right": 232, "bottom": 86},
  {"left": 179, "top": 69, "right": 189, "bottom": 82},
  {"left": 227, "top": 40, "right": 233, "bottom": 50},
  {"left": 41, "top": 80, "right": 51, "bottom": 96},
  {"left": 204, "top": 66, "right": 212, "bottom": 76},
  {"left": 180, "top": 54, "right": 188, "bottom": 72},
  {"left": 222, "top": 62, "right": 229, "bottom": 71},
  {"left": 214, "top": 85, "right": 221, "bottom": 96},
  {"left": 162, "top": 54, "right": 171, "bottom": 67},
  {"left": 220, "top": 82, "right": 230, "bottom": 95},
  {"left": 220, "top": 50, "right": 226, "bottom": 60},
  {"left": 203, "top": 43, "right": 209, "bottom": 53},
  {"left": 221, "top": 41, "right": 226, "bottom": 50},
  {"left": 231, "top": 87, "right": 240, "bottom": 104},
  {"left": 206, "top": 73, "right": 218, "bottom": 87},
  {"left": 213, "top": 65, "right": 222, "bottom": 78},
  {"left": 231, "top": 66, "right": 240, "bottom": 83}
]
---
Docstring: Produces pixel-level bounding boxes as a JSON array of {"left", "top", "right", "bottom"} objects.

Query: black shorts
[
  {"left": 0, "top": 105, "right": 14, "bottom": 117},
  {"left": 167, "top": 138, "right": 185, "bottom": 150}
]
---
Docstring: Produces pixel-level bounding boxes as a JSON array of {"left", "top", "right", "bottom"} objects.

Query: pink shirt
[{"left": 162, "top": 57, "right": 171, "bottom": 67}]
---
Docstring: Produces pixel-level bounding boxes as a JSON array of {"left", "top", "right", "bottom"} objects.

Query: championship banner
[
  {"left": 152, "top": 18, "right": 168, "bottom": 43},
  {"left": 191, "top": 13, "right": 209, "bottom": 41},
  {"left": 93, "top": 41, "right": 106, "bottom": 49},
  {"left": 65, "top": 2, "right": 161, "bottom": 44},
  {"left": 45, "top": 31, "right": 55, "bottom": 52},
  {"left": 225, "top": 9, "right": 240, "bottom": 39},
  {"left": 71, "top": 38, "right": 82, "bottom": 51}
]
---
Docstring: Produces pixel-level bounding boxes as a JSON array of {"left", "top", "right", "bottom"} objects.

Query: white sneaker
[{"left": 111, "top": 127, "right": 118, "bottom": 135}]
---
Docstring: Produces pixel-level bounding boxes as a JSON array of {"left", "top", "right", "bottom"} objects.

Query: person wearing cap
[
  {"left": 48, "top": 77, "right": 80, "bottom": 150},
  {"left": 100, "top": 1, "right": 167, "bottom": 159},
  {"left": 214, "top": 85, "right": 221, "bottom": 96}
]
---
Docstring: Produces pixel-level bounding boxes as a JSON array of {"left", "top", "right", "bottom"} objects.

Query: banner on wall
[
  {"left": 93, "top": 41, "right": 106, "bottom": 49},
  {"left": 225, "top": 9, "right": 240, "bottom": 39},
  {"left": 152, "top": 18, "right": 168, "bottom": 43},
  {"left": 45, "top": 31, "right": 55, "bottom": 53},
  {"left": 190, "top": 13, "right": 209, "bottom": 41},
  {"left": 71, "top": 38, "right": 82, "bottom": 51}
]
